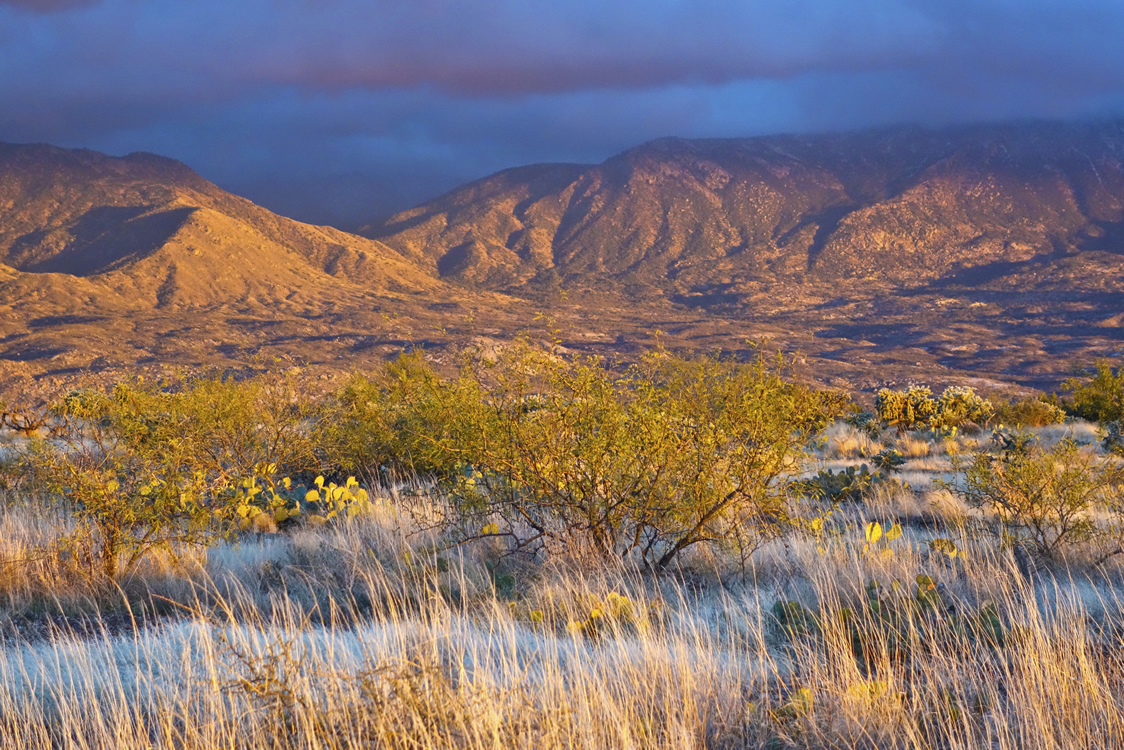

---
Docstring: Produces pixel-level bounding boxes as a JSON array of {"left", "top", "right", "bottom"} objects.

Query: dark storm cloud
[
  {"left": 1, "top": 0, "right": 1123, "bottom": 224},
  {"left": 0, "top": 0, "right": 97, "bottom": 11}
]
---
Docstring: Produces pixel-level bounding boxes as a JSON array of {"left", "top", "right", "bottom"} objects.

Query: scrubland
[{"left": 0, "top": 348, "right": 1123, "bottom": 749}]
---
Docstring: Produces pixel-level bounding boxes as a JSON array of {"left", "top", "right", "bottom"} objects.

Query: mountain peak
[{"left": 364, "top": 118, "right": 1124, "bottom": 294}]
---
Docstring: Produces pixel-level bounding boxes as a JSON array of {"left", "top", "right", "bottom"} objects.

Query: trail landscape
[{"left": 2, "top": 119, "right": 1124, "bottom": 749}]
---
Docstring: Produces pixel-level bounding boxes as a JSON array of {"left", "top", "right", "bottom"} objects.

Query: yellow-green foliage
[
  {"left": 933, "top": 386, "right": 995, "bottom": 430},
  {"left": 361, "top": 344, "right": 844, "bottom": 569},
  {"left": 20, "top": 370, "right": 322, "bottom": 580},
  {"left": 876, "top": 385, "right": 993, "bottom": 431},
  {"left": 1064, "top": 359, "right": 1124, "bottom": 423},
  {"left": 949, "top": 439, "right": 1124, "bottom": 558},
  {"left": 875, "top": 386, "right": 938, "bottom": 430},
  {"left": 992, "top": 395, "right": 1067, "bottom": 428}
]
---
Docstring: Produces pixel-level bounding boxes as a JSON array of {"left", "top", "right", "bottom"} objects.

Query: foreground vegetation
[{"left": 1, "top": 346, "right": 1123, "bottom": 748}]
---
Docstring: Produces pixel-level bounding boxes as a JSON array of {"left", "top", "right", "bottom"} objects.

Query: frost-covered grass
[
  {"left": 0, "top": 420, "right": 1122, "bottom": 748},
  {"left": 0, "top": 491, "right": 1118, "bottom": 748}
]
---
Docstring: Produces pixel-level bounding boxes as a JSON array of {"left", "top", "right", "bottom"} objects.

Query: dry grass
[
  {"left": 0, "top": 492, "right": 1119, "bottom": 749},
  {"left": 1034, "top": 421, "right": 1102, "bottom": 449},
  {"left": 1, "top": 421, "right": 1123, "bottom": 748},
  {"left": 818, "top": 423, "right": 884, "bottom": 460},
  {"left": 893, "top": 433, "right": 932, "bottom": 459}
]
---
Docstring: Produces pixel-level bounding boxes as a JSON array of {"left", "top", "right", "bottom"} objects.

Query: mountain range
[
  {"left": 3, "top": 120, "right": 1124, "bottom": 399},
  {"left": 365, "top": 121, "right": 1124, "bottom": 296}
]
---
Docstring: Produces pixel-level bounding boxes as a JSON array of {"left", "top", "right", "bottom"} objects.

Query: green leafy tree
[
  {"left": 383, "top": 344, "right": 843, "bottom": 569},
  {"left": 1064, "top": 360, "right": 1124, "bottom": 423}
]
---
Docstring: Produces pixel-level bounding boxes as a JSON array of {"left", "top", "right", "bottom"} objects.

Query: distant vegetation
[{"left": 0, "top": 348, "right": 1123, "bottom": 748}]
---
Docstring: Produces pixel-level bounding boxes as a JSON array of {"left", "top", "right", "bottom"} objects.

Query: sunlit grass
[
  {"left": 0, "top": 417, "right": 1122, "bottom": 748},
  {"left": 0, "top": 485, "right": 1118, "bottom": 747}
]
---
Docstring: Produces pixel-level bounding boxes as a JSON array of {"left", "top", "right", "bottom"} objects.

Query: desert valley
[{"left": 3, "top": 119, "right": 1124, "bottom": 401}]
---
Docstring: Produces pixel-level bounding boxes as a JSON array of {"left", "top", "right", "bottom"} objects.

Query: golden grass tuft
[
  {"left": 819, "top": 422, "right": 884, "bottom": 460},
  {"left": 894, "top": 433, "right": 931, "bottom": 458}
]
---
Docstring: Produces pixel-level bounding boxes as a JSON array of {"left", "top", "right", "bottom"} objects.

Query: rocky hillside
[
  {"left": 3, "top": 123, "right": 1124, "bottom": 399},
  {"left": 0, "top": 143, "right": 518, "bottom": 394},
  {"left": 363, "top": 121, "right": 1124, "bottom": 299},
  {"left": 0, "top": 142, "right": 443, "bottom": 314}
]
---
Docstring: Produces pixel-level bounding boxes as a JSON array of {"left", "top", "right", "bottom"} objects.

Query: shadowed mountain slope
[
  {"left": 363, "top": 121, "right": 1124, "bottom": 298},
  {"left": 0, "top": 143, "right": 442, "bottom": 312},
  {"left": 4, "top": 124, "right": 1124, "bottom": 400}
]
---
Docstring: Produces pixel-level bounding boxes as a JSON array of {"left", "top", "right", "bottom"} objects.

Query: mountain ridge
[
  {"left": 3, "top": 121, "right": 1124, "bottom": 400},
  {"left": 363, "top": 119, "right": 1124, "bottom": 301}
]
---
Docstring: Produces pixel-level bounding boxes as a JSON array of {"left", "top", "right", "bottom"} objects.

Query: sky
[{"left": 2, "top": 1, "right": 1124, "bottom": 227}]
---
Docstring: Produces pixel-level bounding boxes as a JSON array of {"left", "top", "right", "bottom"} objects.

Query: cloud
[
  {"left": 2, "top": 0, "right": 1124, "bottom": 223},
  {"left": 0, "top": 0, "right": 97, "bottom": 12}
]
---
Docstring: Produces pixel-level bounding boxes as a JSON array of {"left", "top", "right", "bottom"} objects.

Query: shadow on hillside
[
  {"left": 13, "top": 206, "right": 196, "bottom": 276},
  {"left": 1078, "top": 220, "right": 1124, "bottom": 255},
  {"left": 0, "top": 345, "right": 69, "bottom": 362},
  {"left": 813, "top": 322, "right": 924, "bottom": 350},
  {"left": 28, "top": 315, "right": 107, "bottom": 329},
  {"left": 670, "top": 283, "right": 741, "bottom": 310}
]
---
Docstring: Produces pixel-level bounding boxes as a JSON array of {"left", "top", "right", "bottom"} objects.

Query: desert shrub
[
  {"left": 992, "top": 395, "right": 1067, "bottom": 428},
  {"left": 20, "top": 371, "right": 322, "bottom": 580},
  {"left": 26, "top": 390, "right": 216, "bottom": 580},
  {"left": 317, "top": 351, "right": 486, "bottom": 481},
  {"left": 383, "top": 344, "right": 844, "bottom": 569},
  {"left": 946, "top": 439, "right": 1124, "bottom": 559},
  {"left": 1064, "top": 359, "right": 1124, "bottom": 423},
  {"left": 875, "top": 385, "right": 993, "bottom": 431},
  {"left": 317, "top": 371, "right": 400, "bottom": 478},
  {"left": 0, "top": 401, "right": 54, "bottom": 437},
  {"left": 989, "top": 428, "right": 1036, "bottom": 457}
]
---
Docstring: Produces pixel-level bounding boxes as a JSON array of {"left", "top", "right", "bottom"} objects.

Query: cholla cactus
[
  {"left": 933, "top": 386, "right": 994, "bottom": 429},
  {"left": 875, "top": 386, "right": 938, "bottom": 429},
  {"left": 876, "top": 385, "right": 994, "bottom": 431}
]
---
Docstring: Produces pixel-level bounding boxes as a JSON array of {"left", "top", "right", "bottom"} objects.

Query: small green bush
[
  {"left": 992, "top": 395, "right": 1067, "bottom": 427},
  {"left": 1064, "top": 360, "right": 1124, "bottom": 423},
  {"left": 947, "top": 439, "right": 1124, "bottom": 559}
]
